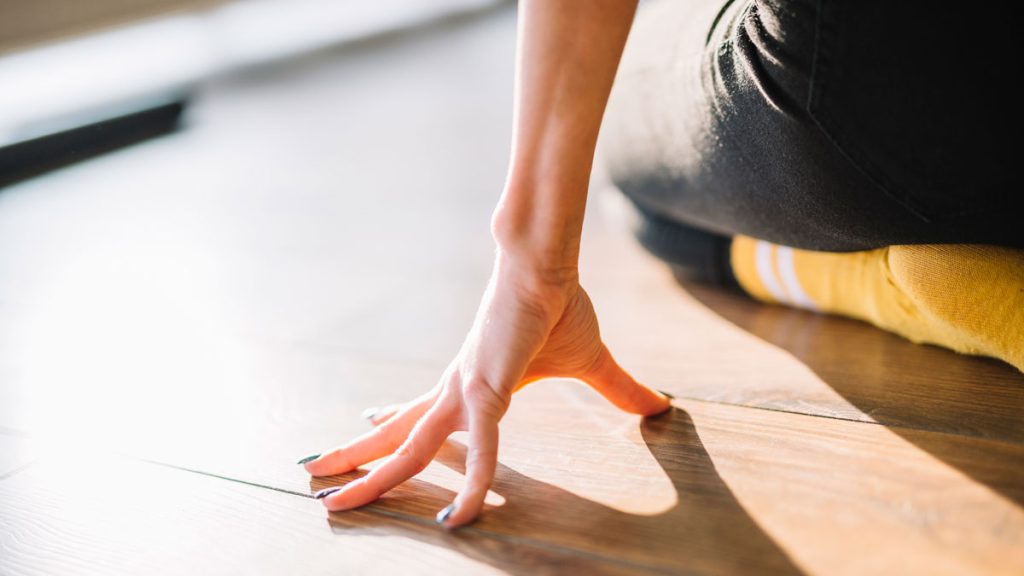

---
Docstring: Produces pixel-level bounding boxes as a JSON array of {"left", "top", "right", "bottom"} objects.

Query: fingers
[
  {"left": 322, "top": 401, "right": 454, "bottom": 511},
  {"left": 364, "top": 387, "right": 439, "bottom": 426},
  {"left": 304, "top": 394, "right": 434, "bottom": 477},
  {"left": 362, "top": 403, "right": 402, "bottom": 426},
  {"left": 584, "top": 347, "right": 671, "bottom": 416},
  {"left": 437, "top": 410, "right": 499, "bottom": 528}
]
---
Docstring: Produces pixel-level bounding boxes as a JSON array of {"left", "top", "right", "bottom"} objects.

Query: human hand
[{"left": 300, "top": 252, "right": 670, "bottom": 528}]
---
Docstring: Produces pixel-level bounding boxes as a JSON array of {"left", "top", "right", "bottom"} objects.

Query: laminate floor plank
[
  {"left": 0, "top": 456, "right": 646, "bottom": 576},
  {"left": 209, "top": 384, "right": 1024, "bottom": 576},
  {"left": 0, "top": 5, "right": 1021, "bottom": 575},
  {"left": 581, "top": 189, "right": 1024, "bottom": 444},
  {"left": 0, "top": 3, "right": 1019, "bottom": 448},
  {"left": 8, "top": 365, "right": 1020, "bottom": 574}
]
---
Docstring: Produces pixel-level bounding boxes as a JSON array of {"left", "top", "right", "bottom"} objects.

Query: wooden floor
[{"left": 1, "top": 7, "right": 1022, "bottom": 575}]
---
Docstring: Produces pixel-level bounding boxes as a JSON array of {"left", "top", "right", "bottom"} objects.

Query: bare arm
[
  {"left": 493, "top": 0, "right": 640, "bottom": 278},
  {"left": 303, "top": 0, "right": 668, "bottom": 529}
]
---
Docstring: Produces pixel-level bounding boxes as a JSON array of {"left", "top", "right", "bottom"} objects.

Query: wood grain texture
[
  {"left": 581, "top": 188, "right": 1024, "bottom": 444},
  {"left": 5, "top": 380, "right": 1019, "bottom": 575},
  {"left": 201, "top": 382, "right": 1024, "bottom": 575},
  {"left": 0, "top": 5, "right": 1021, "bottom": 576},
  {"left": 0, "top": 457, "right": 648, "bottom": 576}
]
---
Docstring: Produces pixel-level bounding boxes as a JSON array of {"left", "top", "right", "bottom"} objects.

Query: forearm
[{"left": 491, "top": 0, "right": 638, "bottom": 277}]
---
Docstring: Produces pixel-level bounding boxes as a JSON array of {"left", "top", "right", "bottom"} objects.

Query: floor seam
[
  {"left": 0, "top": 462, "right": 34, "bottom": 481},
  {"left": 672, "top": 395, "right": 1024, "bottom": 446},
  {"left": 2, "top": 397, "right": 1020, "bottom": 446},
  {"left": 137, "top": 456, "right": 677, "bottom": 575}
]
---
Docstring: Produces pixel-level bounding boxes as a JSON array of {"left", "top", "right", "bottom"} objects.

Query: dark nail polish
[
  {"left": 361, "top": 407, "right": 380, "bottom": 421},
  {"left": 657, "top": 389, "right": 676, "bottom": 400},
  {"left": 436, "top": 503, "right": 456, "bottom": 525},
  {"left": 314, "top": 486, "right": 342, "bottom": 499},
  {"left": 296, "top": 453, "right": 321, "bottom": 465}
]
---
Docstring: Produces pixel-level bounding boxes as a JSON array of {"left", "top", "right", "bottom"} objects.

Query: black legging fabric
[{"left": 602, "top": 0, "right": 1021, "bottom": 256}]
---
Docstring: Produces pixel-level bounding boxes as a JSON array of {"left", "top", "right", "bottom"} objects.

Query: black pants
[{"left": 602, "top": 0, "right": 1021, "bottom": 272}]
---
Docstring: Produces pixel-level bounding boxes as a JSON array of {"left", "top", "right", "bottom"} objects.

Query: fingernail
[
  {"left": 361, "top": 407, "right": 380, "bottom": 421},
  {"left": 296, "top": 453, "right": 321, "bottom": 465},
  {"left": 436, "top": 503, "right": 456, "bottom": 525},
  {"left": 657, "top": 389, "right": 675, "bottom": 400},
  {"left": 314, "top": 486, "right": 342, "bottom": 500}
]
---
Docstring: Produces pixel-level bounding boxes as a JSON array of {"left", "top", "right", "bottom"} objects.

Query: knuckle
[
  {"left": 461, "top": 377, "right": 509, "bottom": 418},
  {"left": 466, "top": 445, "right": 498, "bottom": 466},
  {"left": 394, "top": 440, "right": 430, "bottom": 471},
  {"left": 354, "top": 477, "right": 385, "bottom": 500},
  {"left": 324, "top": 449, "right": 350, "bottom": 469}
]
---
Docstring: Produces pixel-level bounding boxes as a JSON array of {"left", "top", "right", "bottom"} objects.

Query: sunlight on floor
[
  {"left": 691, "top": 400, "right": 1024, "bottom": 575},
  {"left": 18, "top": 238, "right": 246, "bottom": 453},
  {"left": 500, "top": 382, "right": 679, "bottom": 516}
]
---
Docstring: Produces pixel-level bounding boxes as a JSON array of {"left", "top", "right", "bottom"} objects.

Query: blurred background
[
  {"left": 0, "top": 0, "right": 518, "bottom": 453},
  {"left": 3, "top": 5, "right": 1021, "bottom": 575},
  {"left": 0, "top": 0, "right": 506, "bottom": 175}
]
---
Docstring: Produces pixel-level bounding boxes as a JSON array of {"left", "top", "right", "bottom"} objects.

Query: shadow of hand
[{"left": 314, "top": 407, "right": 802, "bottom": 575}]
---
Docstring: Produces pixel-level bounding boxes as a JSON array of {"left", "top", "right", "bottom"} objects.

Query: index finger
[{"left": 322, "top": 402, "right": 454, "bottom": 511}]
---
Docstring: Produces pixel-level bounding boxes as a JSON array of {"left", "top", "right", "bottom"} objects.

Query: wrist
[
  {"left": 491, "top": 207, "right": 580, "bottom": 281},
  {"left": 491, "top": 247, "right": 579, "bottom": 325},
  {"left": 490, "top": 177, "right": 585, "bottom": 268},
  {"left": 492, "top": 241, "right": 579, "bottom": 288}
]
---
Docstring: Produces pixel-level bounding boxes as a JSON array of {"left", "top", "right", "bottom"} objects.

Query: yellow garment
[{"left": 730, "top": 236, "right": 1024, "bottom": 372}]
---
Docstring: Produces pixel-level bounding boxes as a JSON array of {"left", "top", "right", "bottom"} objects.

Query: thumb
[{"left": 583, "top": 346, "right": 672, "bottom": 416}]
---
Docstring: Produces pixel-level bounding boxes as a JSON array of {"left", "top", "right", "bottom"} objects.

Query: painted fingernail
[
  {"left": 296, "top": 453, "right": 321, "bottom": 465},
  {"left": 360, "top": 407, "right": 380, "bottom": 421},
  {"left": 314, "top": 486, "right": 342, "bottom": 500},
  {"left": 436, "top": 503, "right": 456, "bottom": 525},
  {"left": 657, "top": 389, "right": 675, "bottom": 399}
]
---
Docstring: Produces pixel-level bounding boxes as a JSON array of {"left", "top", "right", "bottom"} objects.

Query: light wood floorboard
[{"left": 0, "top": 6, "right": 1020, "bottom": 575}]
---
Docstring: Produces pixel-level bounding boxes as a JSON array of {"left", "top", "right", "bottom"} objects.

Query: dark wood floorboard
[{"left": 0, "top": 5, "right": 1021, "bottom": 575}]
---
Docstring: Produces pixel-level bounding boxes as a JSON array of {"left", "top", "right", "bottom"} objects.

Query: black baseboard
[{"left": 0, "top": 99, "right": 188, "bottom": 189}]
